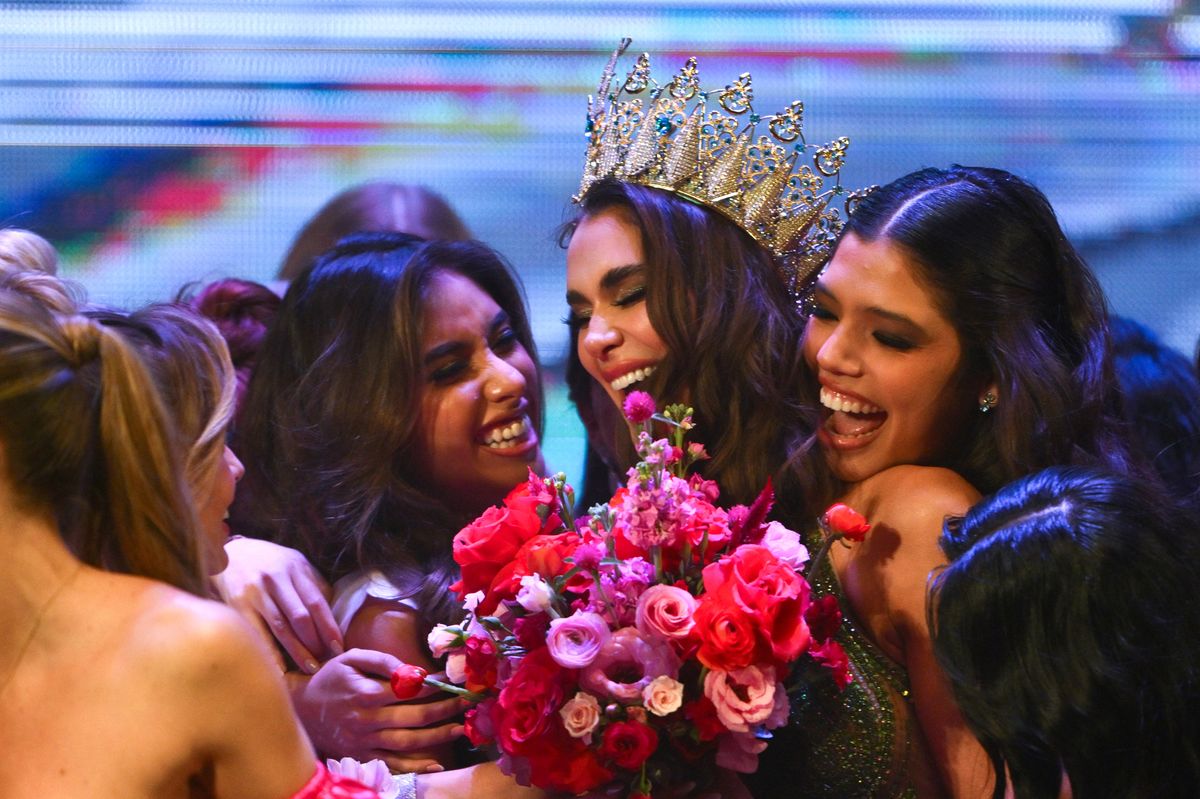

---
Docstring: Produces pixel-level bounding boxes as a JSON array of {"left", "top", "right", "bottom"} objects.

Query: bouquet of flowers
[{"left": 393, "top": 393, "right": 866, "bottom": 797}]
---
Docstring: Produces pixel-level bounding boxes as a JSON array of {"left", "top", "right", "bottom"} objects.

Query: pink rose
[
  {"left": 559, "top": 691, "right": 602, "bottom": 742},
  {"left": 703, "top": 664, "right": 780, "bottom": 733},
  {"left": 642, "top": 674, "right": 684, "bottom": 717},
  {"left": 546, "top": 611, "right": 610, "bottom": 669},
  {"left": 635, "top": 584, "right": 697, "bottom": 642}
]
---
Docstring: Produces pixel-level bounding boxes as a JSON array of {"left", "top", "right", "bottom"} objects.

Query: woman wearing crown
[{"left": 562, "top": 41, "right": 1136, "bottom": 798}]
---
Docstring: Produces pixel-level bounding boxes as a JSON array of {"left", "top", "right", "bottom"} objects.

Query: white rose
[
  {"left": 642, "top": 674, "right": 684, "bottom": 716},
  {"left": 761, "top": 521, "right": 809, "bottom": 571},
  {"left": 516, "top": 574, "right": 555, "bottom": 613},
  {"left": 559, "top": 691, "right": 602, "bottom": 742},
  {"left": 445, "top": 652, "right": 467, "bottom": 685},
  {"left": 427, "top": 624, "right": 463, "bottom": 658}
]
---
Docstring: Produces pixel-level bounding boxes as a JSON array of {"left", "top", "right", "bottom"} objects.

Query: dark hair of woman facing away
[
  {"left": 232, "top": 231, "right": 542, "bottom": 626},
  {"left": 930, "top": 466, "right": 1200, "bottom": 799},
  {"left": 0, "top": 291, "right": 208, "bottom": 594},
  {"left": 563, "top": 177, "right": 822, "bottom": 516},
  {"left": 1109, "top": 315, "right": 1200, "bottom": 505},
  {"left": 827, "top": 165, "right": 1135, "bottom": 495}
]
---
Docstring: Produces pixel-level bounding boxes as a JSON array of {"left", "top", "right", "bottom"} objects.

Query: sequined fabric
[{"left": 743, "top": 528, "right": 919, "bottom": 798}]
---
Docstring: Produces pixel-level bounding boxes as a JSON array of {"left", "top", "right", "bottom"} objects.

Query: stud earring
[{"left": 978, "top": 392, "right": 998, "bottom": 414}]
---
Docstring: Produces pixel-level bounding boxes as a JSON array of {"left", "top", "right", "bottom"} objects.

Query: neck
[{"left": 0, "top": 499, "right": 83, "bottom": 631}]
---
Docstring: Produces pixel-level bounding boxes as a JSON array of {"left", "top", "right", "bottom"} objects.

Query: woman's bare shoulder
[{"left": 856, "top": 464, "right": 980, "bottom": 529}]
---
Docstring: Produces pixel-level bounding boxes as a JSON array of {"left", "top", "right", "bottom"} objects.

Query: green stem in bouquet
[{"left": 423, "top": 675, "right": 489, "bottom": 703}]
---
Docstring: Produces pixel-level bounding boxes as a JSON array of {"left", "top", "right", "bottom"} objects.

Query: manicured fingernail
[
  {"left": 451, "top": 724, "right": 465, "bottom": 737},
  {"left": 330, "top": 641, "right": 345, "bottom": 655},
  {"left": 423, "top": 764, "right": 445, "bottom": 773},
  {"left": 304, "top": 658, "right": 320, "bottom": 674}
]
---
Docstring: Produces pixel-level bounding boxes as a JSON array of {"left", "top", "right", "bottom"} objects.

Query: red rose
[
  {"left": 805, "top": 594, "right": 843, "bottom": 643},
  {"left": 683, "top": 696, "right": 725, "bottom": 742},
  {"left": 693, "top": 584, "right": 760, "bottom": 672},
  {"left": 599, "top": 719, "right": 659, "bottom": 770},
  {"left": 451, "top": 502, "right": 543, "bottom": 598},
  {"left": 701, "top": 545, "right": 811, "bottom": 665},
  {"left": 389, "top": 663, "right": 428, "bottom": 700},
  {"left": 526, "top": 737, "right": 614, "bottom": 794},
  {"left": 512, "top": 612, "right": 551, "bottom": 652},
  {"left": 464, "top": 635, "right": 499, "bottom": 693},
  {"left": 823, "top": 503, "right": 870, "bottom": 542},
  {"left": 493, "top": 648, "right": 568, "bottom": 756},
  {"left": 463, "top": 699, "right": 496, "bottom": 746}
]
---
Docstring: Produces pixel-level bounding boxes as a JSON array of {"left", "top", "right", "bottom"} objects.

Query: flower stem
[{"left": 423, "top": 677, "right": 488, "bottom": 702}]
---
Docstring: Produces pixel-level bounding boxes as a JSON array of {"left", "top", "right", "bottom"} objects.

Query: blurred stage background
[{"left": 2, "top": 0, "right": 1199, "bottom": 474}]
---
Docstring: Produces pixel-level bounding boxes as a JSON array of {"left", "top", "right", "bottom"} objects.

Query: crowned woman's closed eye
[{"left": 566, "top": 207, "right": 668, "bottom": 410}]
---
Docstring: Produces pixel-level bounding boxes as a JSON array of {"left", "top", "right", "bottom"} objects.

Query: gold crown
[{"left": 576, "top": 39, "right": 867, "bottom": 293}]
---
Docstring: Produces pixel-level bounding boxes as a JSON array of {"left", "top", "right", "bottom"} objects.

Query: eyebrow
[
  {"left": 422, "top": 310, "right": 509, "bottom": 365},
  {"left": 565, "top": 263, "right": 645, "bottom": 305},
  {"left": 813, "top": 281, "right": 925, "bottom": 332}
]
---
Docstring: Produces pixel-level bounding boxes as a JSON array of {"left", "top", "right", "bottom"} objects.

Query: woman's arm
[
  {"left": 158, "top": 595, "right": 319, "bottom": 799},
  {"left": 863, "top": 466, "right": 995, "bottom": 799}
]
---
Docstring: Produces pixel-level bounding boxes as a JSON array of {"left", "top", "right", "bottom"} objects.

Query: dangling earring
[{"left": 978, "top": 391, "right": 998, "bottom": 414}]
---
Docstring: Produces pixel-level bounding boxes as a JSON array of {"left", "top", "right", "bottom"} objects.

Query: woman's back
[{"left": 0, "top": 566, "right": 315, "bottom": 799}]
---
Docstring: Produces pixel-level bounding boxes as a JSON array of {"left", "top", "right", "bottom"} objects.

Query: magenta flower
[
  {"left": 623, "top": 390, "right": 657, "bottom": 424},
  {"left": 579, "top": 627, "right": 681, "bottom": 702}
]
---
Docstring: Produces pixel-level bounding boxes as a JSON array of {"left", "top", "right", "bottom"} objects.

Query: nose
[
  {"left": 580, "top": 312, "right": 621, "bottom": 362},
  {"left": 813, "top": 324, "right": 862, "bottom": 377},
  {"left": 224, "top": 445, "right": 245, "bottom": 483},
  {"left": 483, "top": 353, "right": 528, "bottom": 404}
]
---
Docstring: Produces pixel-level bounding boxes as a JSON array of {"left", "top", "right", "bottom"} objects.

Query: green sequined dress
[{"left": 742, "top": 528, "right": 922, "bottom": 798}]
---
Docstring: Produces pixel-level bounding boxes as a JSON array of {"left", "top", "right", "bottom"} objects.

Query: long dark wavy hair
[
  {"left": 232, "top": 232, "right": 542, "bottom": 625},
  {"left": 931, "top": 466, "right": 1200, "bottom": 798},
  {"left": 816, "top": 165, "right": 1137, "bottom": 496},
  {"left": 562, "top": 178, "right": 823, "bottom": 518}
]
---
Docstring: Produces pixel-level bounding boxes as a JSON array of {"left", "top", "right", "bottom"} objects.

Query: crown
[{"left": 575, "top": 39, "right": 868, "bottom": 293}]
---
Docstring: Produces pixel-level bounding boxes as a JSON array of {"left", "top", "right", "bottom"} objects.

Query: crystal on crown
[{"left": 575, "top": 39, "right": 869, "bottom": 294}]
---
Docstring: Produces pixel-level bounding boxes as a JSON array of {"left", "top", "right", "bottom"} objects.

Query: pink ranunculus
[
  {"left": 580, "top": 627, "right": 681, "bottom": 702},
  {"left": 546, "top": 611, "right": 610, "bottom": 669},
  {"left": 559, "top": 691, "right": 602, "bottom": 743},
  {"left": 642, "top": 674, "right": 684, "bottom": 716},
  {"left": 760, "top": 520, "right": 810, "bottom": 571},
  {"left": 703, "top": 664, "right": 778, "bottom": 733},
  {"left": 635, "top": 584, "right": 697, "bottom": 642}
]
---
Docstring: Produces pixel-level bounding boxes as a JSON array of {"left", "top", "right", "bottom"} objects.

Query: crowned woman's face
[
  {"left": 565, "top": 207, "right": 670, "bottom": 415},
  {"left": 803, "top": 233, "right": 982, "bottom": 484},
  {"left": 416, "top": 270, "right": 543, "bottom": 513}
]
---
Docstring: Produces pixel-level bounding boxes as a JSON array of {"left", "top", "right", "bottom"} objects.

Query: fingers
[
  {"left": 369, "top": 722, "right": 466, "bottom": 753},
  {"left": 290, "top": 567, "right": 344, "bottom": 657},
  {"left": 376, "top": 754, "right": 448, "bottom": 775},
  {"left": 335, "top": 648, "right": 403, "bottom": 679},
  {"left": 262, "top": 570, "right": 341, "bottom": 666},
  {"left": 389, "top": 696, "right": 472, "bottom": 728},
  {"left": 259, "top": 596, "right": 321, "bottom": 674}
]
